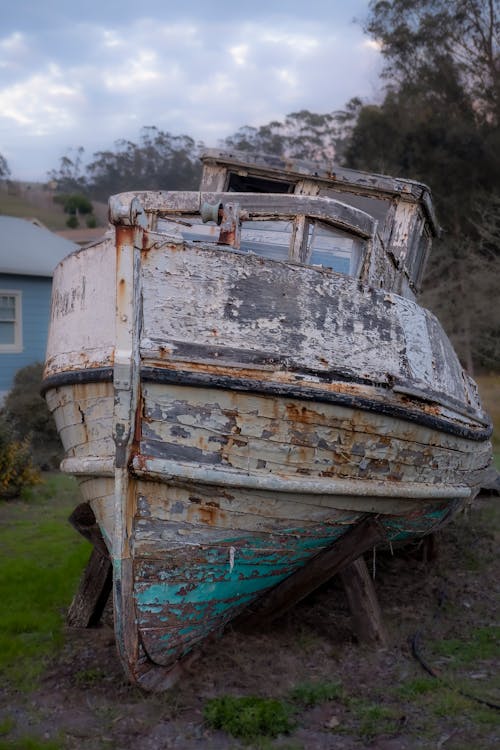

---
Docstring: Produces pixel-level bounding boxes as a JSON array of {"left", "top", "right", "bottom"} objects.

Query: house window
[{"left": 0, "top": 291, "right": 22, "bottom": 352}]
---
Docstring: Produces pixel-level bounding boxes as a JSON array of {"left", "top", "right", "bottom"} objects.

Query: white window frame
[{"left": 0, "top": 290, "right": 23, "bottom": 353}]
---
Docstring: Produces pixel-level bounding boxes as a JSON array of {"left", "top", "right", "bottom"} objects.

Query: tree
[
  {"left": 86, "top": 127, "right": 202, "bottom": 200},
  {"left": 223, "top": 108, "right": 359, "bottom": 165},
  {"left": 53, "top": 192, "right": 95, "bottom": 229},
  {"left": 48, "top": 146, "right": 87, "bottom": 193},
  {"left": 2, "top": 363, "right": 62, "bottom": 470},
  {"left": 344, "top": 0, "right": 500, "bottom": 371},
  {"left": 0, "top": 153, "right": 10, "bottom": 179},
  {"left": 0, "top": 415, "right": 40, "bottom": 499},
  {"left": 366, "top": 0, "right": 500, "bottom": 124},
  {"left": 421, "top": 203, "right": 500, "bottom": 372}
]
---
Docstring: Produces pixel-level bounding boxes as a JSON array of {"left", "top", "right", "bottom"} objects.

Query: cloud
[
  {"left": 103, "top": 50, "right": 163, "bottom": 91},
  {"left": 0, "top": 64, "right": 83, "bottom": 134},
  {"left": 0, "top": 4, "right": 381, "bottom": 179}
]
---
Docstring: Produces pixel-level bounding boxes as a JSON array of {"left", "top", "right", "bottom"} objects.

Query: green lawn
[
  {"left": 0, "top": 475, "right": 90, "bottom": 689},
  {"left": 0, "top": 193, "right": 69, "bottom": 231}
]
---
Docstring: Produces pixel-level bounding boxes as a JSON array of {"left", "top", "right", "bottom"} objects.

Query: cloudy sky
[{"left": 0, "top": 0, "right": 382, "bottom": 181}]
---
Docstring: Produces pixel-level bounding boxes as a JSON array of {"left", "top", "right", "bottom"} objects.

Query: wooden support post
[
  {"left": 235, "top": 517, "right": 386, "bottom": 631},
  {"left": 340, "top": 557, "right": 389, "bottom": 647},
  {"left": 66, "top": 503, "right": 113, "bottom": 628}
]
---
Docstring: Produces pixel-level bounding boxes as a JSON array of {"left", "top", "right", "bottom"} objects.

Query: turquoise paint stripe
[
  {"left": 136, "top": 524, "right": 353, "bottom": 612},
  {"left": 136, "top": 568, "right": 287, "bottom": 609},
  {"left": 135, "top": 502, "right": 461, "bottom": 667}
]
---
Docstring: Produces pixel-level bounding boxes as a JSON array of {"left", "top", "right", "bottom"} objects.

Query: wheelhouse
[{"left": 199, "top": 150, "right": 440, "bottom": 299}]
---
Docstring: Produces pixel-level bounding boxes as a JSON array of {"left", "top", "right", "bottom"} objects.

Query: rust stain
[
  {"left": 115, "top": 225, "right": 135, "bottom": 247},
  {"left": 285, "top": 403, "right": 321, "bottom": 425},
  {"left": 186, "top": 502, "right": 226, "bottom": 526}
]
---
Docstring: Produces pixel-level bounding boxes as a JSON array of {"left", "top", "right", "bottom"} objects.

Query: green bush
[
  {"left": 65, "top": 214, "right": 78, "bottom": 228},
  {"left": 2, "top": 363, "right": 63, "bottom": 470},
  {"left": 0, "top": 417, "right": 40, "bottom": 499},
  {"left": 54, "top": 192, "right": 93, "bottom": 215}
]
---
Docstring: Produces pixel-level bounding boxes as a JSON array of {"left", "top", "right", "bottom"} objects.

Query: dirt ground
[{"left": 1, "top": 493, "right": 499, "bottom": 750}]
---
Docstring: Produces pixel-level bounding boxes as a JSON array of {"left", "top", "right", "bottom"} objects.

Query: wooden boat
[{"left": 42, "top": 152, "right": 492, "bottom": 690}]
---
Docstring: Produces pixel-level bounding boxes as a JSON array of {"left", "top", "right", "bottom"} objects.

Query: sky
[{"left": 0, "top": 0, "right": 382, "bottom": 181}]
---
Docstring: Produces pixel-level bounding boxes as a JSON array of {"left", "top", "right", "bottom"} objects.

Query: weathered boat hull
[
  {"left": 45, "top": 372, "right": 487, "bottom": 686},
  {"left": 43, "top": 191, "right": 492, "bottom": 689}
]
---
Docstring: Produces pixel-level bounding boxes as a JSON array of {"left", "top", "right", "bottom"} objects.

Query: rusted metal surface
[
  {"left": 217, "top": 202, "right": 241, "bottom": 248},
  {"left": 43, "top": 158, "right": 492, "bottom": 691}
]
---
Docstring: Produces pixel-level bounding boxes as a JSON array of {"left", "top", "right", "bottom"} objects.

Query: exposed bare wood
[
  {"left": 67, "top": 503, "right": 112, "bottom": 628},
  {"left": 68, "top": 502, "right": 109, "bottom": 555},
  {"left": 67, "top": 546, "right": 112, "bottom": 628},
  {"left": 340, "top": 557, "right": 389, "bottom": 647},
  {"left": 235, "top": 517, "right": 386, "bottom": 630}
]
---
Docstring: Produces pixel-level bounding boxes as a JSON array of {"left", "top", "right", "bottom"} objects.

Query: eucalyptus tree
[
  {"left": 0, "top": 153, "right": 11, "bottom": 179},
  {"left": 86, "top": 127, "right": 202, "bottom": 201},
  {"left": 342, "top": 0, "right": 500, "bottom": 371},
  {"left": 222, "top": 108, "right": 360, "bottom": 165}
]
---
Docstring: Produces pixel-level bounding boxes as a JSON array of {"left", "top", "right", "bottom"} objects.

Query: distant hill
[{"left": 0, "top": 181, "right": 107, "bottom": 232}]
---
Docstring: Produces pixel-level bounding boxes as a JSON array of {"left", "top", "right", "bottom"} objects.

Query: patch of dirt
[{"left": 1, "top": 496, "right": 499, "bottom": 750}]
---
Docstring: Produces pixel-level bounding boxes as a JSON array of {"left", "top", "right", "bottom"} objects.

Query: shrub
[
  {"left": 66, "top": 215, "right": 78, "bottom": 229},
  {"left": 0, "top": 417, "right": 40, "bottom": 499},
  {"left": 2, "top": 363, "right": 63, "bottom": 470}
]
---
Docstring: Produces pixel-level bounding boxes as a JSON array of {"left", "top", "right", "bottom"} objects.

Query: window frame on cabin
[
  {"left": 0, "top": 290, "right": 23, "bottom": 353},
  {"left": 239, "top": 214, "right": 367, "bottom": 277},
  {"left": 400, "top": 211, "right": 432, "bottom": 292},
  {"left": 155, "top": 193, "right": 373, "bottom": 279}
]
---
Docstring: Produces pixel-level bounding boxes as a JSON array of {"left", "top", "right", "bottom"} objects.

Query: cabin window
[
  {"left": 308, "top": 221, "right": 364, "bottom": 275},
  {"left": 240, "top": 219, "right": 291, "bottom": 261},
  {"left": 227, "top": 174, "right": 294, "bottom": 193},
  {"left": 0, "top": 291, "right": 22, "bottom": 352}
]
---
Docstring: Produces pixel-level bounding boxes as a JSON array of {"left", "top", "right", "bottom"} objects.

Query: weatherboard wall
[{"left": 0, "top": 273, "right": 52, "bottom": 397}]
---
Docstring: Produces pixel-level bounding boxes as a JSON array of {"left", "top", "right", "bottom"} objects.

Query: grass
[
  {"left": 350, "top": 701, "right": 401, "bottom": 740},
  {"left": 0, "top": 720, "right": 15, "bottom": 737},
  {"left": 74, "top": 667, "right": 107, "bottom": 687},
  {"left": 395, "top": 676, "right": 441, "bottom": 700},
  {"left": 0, "top": 474, "right": 90, "bottom": 689},
  {"left": 432, "top": 626, "right": 500, "bottom": 665},
  {"left": 0, "top": 192, "right": 69, "bottom": 231},
  {"left": 203, "top": 681, "right": 346, "bottom": 743},
  {"left": 0, "top": 187, "right": 106, "bottom": 232},
  {"left": 289, "top": 680, "right": 343, "bottom": 707},
  {"left": 0, "top": 739, "right": 63, "bottom": 750},
  {"left": 204, "top": 695, "right": 294, "bottom": 741}
]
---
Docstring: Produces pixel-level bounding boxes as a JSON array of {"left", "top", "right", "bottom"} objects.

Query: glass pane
[
  {"left": 157, "top": 215, "right": 221, "bottom": 243},
  {"left": 0, "top": 321, "right": 15, "bottom": 344},
  {"left": 321, "top": 188, "right": 391, "bottom": 224},
  {"left": 309, "top": 222, "right": 363, "bottom": 276},
  {"left": 240, "top": 220, "right": 291, "bottom": 261},
  {"left": 0, "top": 295, "right": 15, "bottom": 322}
]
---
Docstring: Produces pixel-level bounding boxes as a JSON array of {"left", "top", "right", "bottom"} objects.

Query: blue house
[{"left": 0, "top": 216, "right": 78, "bottom": 401}]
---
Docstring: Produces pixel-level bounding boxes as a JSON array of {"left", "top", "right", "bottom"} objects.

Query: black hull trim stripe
[
  {"left": 141, "top": 367, "right": 492, "bottom": 442},
  {"left": 41, "top": 366, "right": 492, "bottom": 442},
  {"left": 41, "top": 367, "right": 114, "bottom": 396}
]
